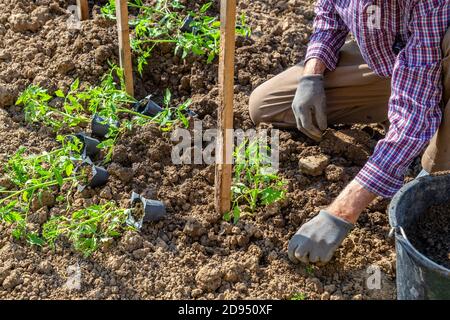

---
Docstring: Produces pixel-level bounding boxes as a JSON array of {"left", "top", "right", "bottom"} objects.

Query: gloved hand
[
  {"left": 288, "top": 210, "right": 353, "bottom": 264},
  {"left": 291, "top": 75, "right": 327, "bottom": 141}
]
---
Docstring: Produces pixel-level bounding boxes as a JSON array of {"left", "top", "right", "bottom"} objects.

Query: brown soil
[
  {"left": 407, "top": 204, "right": 450, "bottom": 269},
  {"left": 77, "top": 162, "right": 93, "bottom": 186},
  {"left": 0, "top": 0, "right": 399, "bottom": 300},
  {"left": 132, "top": 201, "right": 145, "bottom": 222}
]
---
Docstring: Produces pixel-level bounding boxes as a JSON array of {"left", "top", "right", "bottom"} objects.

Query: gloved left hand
[{"left": 291, "top": 74, "right": 327, "bottom": 141}]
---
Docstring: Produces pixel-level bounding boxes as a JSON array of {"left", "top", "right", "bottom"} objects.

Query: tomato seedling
[
  {"left": 42, "top": 202, "right": 132, "bottom": 257},
  {"left": 225, "top": 138, "right": 287, "bottom": 223},
  {"left": 0, "top": 136, "right": 86, "bottom": 242}
]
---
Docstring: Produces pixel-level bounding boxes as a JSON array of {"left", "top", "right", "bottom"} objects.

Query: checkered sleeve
[
  {"left": 355, "top": 1, "right": 449, "bottom": 198},
  {"left": 305, "top": 0, "right": 349, "bottom": 71}
]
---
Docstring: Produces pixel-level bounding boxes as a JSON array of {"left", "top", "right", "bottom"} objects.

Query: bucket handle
[
  {"left": 389, "top": 226, "right": 450, "bottom": 275},
  {"left": 389, "top": 226, "right": 408, "bottom": 241}
]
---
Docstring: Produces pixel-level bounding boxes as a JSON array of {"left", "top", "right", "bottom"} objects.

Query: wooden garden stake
[
  {"left": 76, "top": 0, "right": 89, "bottom": 21},
  {"left": 215, "top": 0, "right": 237, "bottom": 215},
  {"left": 115, "top": 0, "right": 134, "bottom": 97}
]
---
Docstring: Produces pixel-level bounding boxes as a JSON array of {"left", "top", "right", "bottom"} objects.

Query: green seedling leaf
[
  {"left": 55, "top": 89, "right": 65, "bottom": 98},
  {"left": 65, "top": 162, "right": 74, "bottom": 177},
  {"left": 27, "top": 233, "right": 45, "bottom": 246},
  {"left": 291, "top": 292, "right": 307, "bottom": 300},
  {"left": 70, "top": 78, "right": 80, "bottom": 92},
  {"left": 233, "top": 205, "right": 241, "bottom": 224}
]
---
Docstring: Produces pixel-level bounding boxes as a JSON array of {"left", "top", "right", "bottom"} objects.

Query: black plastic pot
[
  {"left": 389, "top": 174, "right": 450, "bottom": 300},
  {"left": 91, "top": 114, "right": 119, "bottom": 139},
  {"left": 127, "top": 192, "right": 166, "bottom": 228},
  {"left": 180, "top": 15, "right": 195, "bottom": 33},
  {"left": 89, "top": 165, "right": 109, "bottom": 188},
  {"left": 75, "top": 133, "right": 100, "bottom": 158},
  {"left": 186, "top": 108, "right": 198, "bottom": 118},
  {"left": 135, "top": 98, "right": 163, "bottom": 117},
  {"left": 77, "top": 157, "right": 109, "bottom": 191}
]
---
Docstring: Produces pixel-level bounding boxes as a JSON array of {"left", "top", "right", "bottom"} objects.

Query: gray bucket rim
[{"left": 388, "top": 175, "right": 450, "bottom": 277}]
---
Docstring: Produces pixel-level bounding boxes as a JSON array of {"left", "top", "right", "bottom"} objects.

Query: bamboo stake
[
  {"left": 215, "top": 0, "right": 236, "bottom": 216},
  {"left": 115, "top": 0, "right": 134, "bottom": 97},
  {"left": 76, "top": 0, "right": 89, "bottom": 21}
]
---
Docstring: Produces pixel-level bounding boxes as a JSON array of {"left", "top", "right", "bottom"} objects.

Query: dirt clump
[{"left": 299, "top": 154, "right": 330, "bottom": 176}]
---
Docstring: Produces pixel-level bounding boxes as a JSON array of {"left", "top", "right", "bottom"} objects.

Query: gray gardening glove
[
  {"left": 291, "top": 75, "right": 327, "bottom": 141},
  {"left": 288, "top": 210, "right": 353, "bottom": 264}
]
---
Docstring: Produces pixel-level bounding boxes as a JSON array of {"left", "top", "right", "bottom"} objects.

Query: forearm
[
  {"left": 328, "top": 180, "right": 376, "bottom": 224},
  {"left": 303, "top": 58, "right": 327, "bottom": 76}
]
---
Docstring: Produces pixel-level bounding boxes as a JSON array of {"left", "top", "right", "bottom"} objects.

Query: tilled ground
[{"left": 0, "top": 0, "right": 398, "bottom": 299}]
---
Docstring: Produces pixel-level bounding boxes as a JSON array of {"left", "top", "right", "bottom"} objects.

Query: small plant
[
  {"left": 16, "top": 81, "right": 90, "bottom": 131},
  {"left": 1, "top": 136, "right": 83, "bottom": 206},
  {"left": 0, "top": 200, "right": 132, "bottom": 256},
  {"left": 93, "top": 87, "right": 191, "bottom": 163},
  {"left": 16, "top": 66, "right": 136, "bottom": 133},
  {"left": 224, "top": 138, "right": 287, "bottom": 223},
  {"left": 42, "top": 202, "right": 131, "bottom": 257},
  {"left": 305, "top": 265, "right": 315, "bottom": 276},
  {"left": 291, "top": 292, "right": 307, "bottom": 300},
  {"left": 0, "top": 136, "right": 85, "bottom": 243},
  {"left": 150, "top": 88, "right": 191, "bottom": 131},
  {"left": 0, "top": 201, "right": 39, "bottom": 245},
  {"left": 81, "top": 65, "right": 137, "bottom": 116},
  {"left": 101, "top": 0, "right": 251, "bottom": 74}
]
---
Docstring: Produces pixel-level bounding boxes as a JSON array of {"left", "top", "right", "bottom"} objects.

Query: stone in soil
[{"left": 298, "top": 154, "right": 330, "bottom": 176}]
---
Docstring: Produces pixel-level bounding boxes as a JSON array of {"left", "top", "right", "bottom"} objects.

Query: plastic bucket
[{"left": 388, "top": 175, "right": 450, "bottom": 300}]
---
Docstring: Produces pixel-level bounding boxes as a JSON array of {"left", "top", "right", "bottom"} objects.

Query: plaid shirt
[{"left": 306, "top": 0, "right": 450, "bottom": 198}]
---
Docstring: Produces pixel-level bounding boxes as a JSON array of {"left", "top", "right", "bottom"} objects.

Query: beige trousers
[{"left": 249, "top": 29, "right": 450, "bottom": 173}]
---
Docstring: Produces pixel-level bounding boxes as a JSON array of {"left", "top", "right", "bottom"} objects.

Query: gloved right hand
[
  {"left": 288, "top": 210, "right": 354, "bottom": 264},
  {"left": 291, "top": 75, "right": 327, "bottom": 141}
]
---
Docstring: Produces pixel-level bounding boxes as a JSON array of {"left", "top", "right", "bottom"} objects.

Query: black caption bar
[{"left": 0, "top": 300, "right": 444, "bottom": 319}]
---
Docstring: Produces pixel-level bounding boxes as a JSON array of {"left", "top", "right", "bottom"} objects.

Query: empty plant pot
[
  {"left": 91, "top": 114, "right": 119, "bottom": 139},
  {"left": 77, "top": 158, "right": 109, "bottom": 191},
  {"left": 127, "top": 192, "right": 166, "bottom": 228},
  {"left": 89, "top": 165, "right": 109, "bottom": 188},
  {"left": 180, "top": 15, "right": 194, "bottom": 33},
  {"left": 75, "top": 133, "right": 100, "bottom": 158},
  {"left": 135, "top": 98, "right": 163, "bottom": 117}
]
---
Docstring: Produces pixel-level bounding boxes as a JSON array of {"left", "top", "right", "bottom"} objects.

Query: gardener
[{"left": 249, "top": 0, "right": 450, "bottom": 264}]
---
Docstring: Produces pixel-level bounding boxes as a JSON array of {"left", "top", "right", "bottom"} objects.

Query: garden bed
[{"left": 0, "top": 0, "right": 398, "bottom": 299}]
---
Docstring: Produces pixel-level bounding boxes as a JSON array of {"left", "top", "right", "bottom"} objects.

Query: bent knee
[
  {"left": 248, "top": 84, "right": 268, "bottom": 125},
  {"left": 443, "top": 27, "right": 450, "bottom": 55}
]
